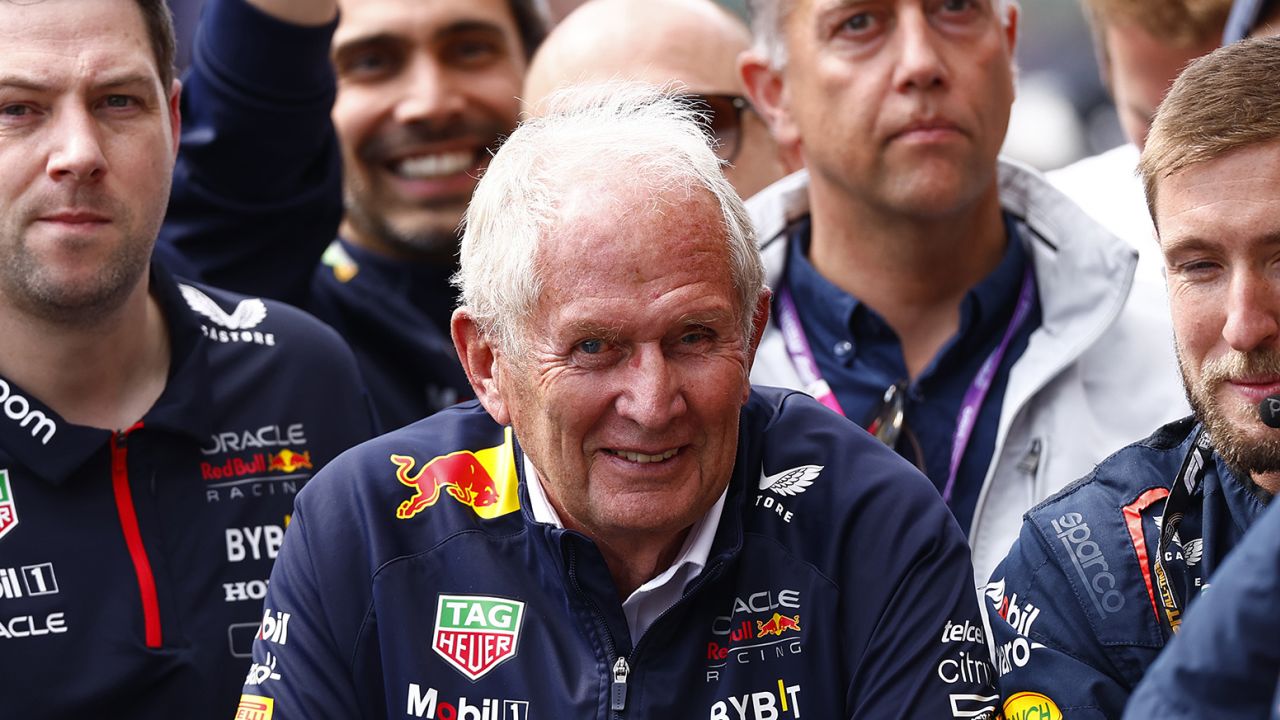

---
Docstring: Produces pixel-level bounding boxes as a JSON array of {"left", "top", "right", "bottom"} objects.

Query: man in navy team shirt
[{"left": 0, "top": 0, "right": 374, "bottom": 716}]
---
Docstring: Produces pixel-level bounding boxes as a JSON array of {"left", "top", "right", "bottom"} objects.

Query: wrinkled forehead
[
  {"left": 0, "top": 0, "right": 161, "bottom": 89},
  {"left": 537, "top": 181, "right": 732, "bottom": 279}
]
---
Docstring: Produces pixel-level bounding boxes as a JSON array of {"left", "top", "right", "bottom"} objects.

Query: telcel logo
[{"left": 0, "top": 379, "right": 56, "bottom": 445}]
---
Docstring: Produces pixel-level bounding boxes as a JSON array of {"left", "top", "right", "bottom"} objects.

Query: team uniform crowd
[{"left": 0, "top": 0, "right": 1278, "bottom": 717}]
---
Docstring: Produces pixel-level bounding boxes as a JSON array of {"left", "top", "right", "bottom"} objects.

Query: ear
[
  {"left": 167, "top": 79, "right": 182, "bottom": 159},
  {"left": 1002, "top": 2, "right": 1019, "bottom": 56},
  {"left": 451, "top": 308, "right": 512, "bottom": 425},
  {"left": 739, "top": 50, "right": 802, "bottom": 149}
]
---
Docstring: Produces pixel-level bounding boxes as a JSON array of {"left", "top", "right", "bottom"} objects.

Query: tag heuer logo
[
  {"left": 433, "top": 594, "right": 525, "bottom": 681},
  {"left": 0, "top": 470, "right": 17, "bottom": 541}
]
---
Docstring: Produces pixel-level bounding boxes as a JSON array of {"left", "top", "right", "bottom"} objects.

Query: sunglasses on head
[{"left": 677, "top": 93, "right": 753, "bottom": 164}]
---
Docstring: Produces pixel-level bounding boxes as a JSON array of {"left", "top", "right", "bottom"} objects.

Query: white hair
[
  {"left": 747, "top": 0, "right": 1018, "bottom": 69},
  {"left": 453, "top": 81, "right": 765, "bottom": 359}
]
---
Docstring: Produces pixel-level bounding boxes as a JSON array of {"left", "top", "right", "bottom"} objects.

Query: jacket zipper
[
  {"left": 110, "top": 423, "right": 162, "bottom": 648},
  {"left": 611, "top": 656, "right": 630, "bottom": 712},
  {"left": 566, "top": 548, "right": 627, "bottom": 717},
  {"left": 569, "top": 540, "right": 726, "bottom": 718}
]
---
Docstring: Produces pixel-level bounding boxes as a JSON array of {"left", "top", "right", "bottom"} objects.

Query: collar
[
  {"left": 0, "top": 262, "right": 217, "bottom": 486},
  {"left": 523, "top": 453, "right": 727, "bottom": 638},
  {"left": 780, "top": 213, "right": 1030, "bottom": 370},
  {"left": 328, "top": 238, "right": 458, "bottom": 333}
]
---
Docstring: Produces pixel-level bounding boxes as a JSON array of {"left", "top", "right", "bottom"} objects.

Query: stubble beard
[
  {"left": 342, "top": 183, "right": 463, "bottom": 263},
  {"left": 0, "top": 196, "right": 154, "bottom": 328},
  {"left": 1179, "top": 345, "right": 1280, "bottom": 476}
]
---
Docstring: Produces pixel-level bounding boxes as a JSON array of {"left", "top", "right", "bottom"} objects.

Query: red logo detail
[
  {"left": 201, "top": 454, "right": 267, "bottom": 481},
  {"left": 392, "top": 452, "right": 499, "bottom": 519},
  {"left": 756, "top": 613, "right": 802, "bottom": 637},
  {"left": 268, "top": 449, "right": 313, "bottom": 473}
]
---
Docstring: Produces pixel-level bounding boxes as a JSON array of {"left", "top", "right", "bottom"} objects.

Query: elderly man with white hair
[{"left": 235, "top": 83, "right": 997, "bottom": 719}]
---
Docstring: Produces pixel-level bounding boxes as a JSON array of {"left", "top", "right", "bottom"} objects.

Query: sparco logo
[
  {"left": 1051, "top": 513, "right": 1124, "bottom": 615},
  {"left": 0, "top": 380, "right": 55, "bottom": 445}
]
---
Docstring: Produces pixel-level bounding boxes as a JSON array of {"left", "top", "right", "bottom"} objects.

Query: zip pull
[
  {"left": 1017, "top": 438, "right": 1042, "bottom": 475},
  {"left": 611, "top": 656, "right": 630, "bottom": 712}
]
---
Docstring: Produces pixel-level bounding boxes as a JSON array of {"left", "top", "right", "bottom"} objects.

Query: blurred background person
[
  {"left": 523, "top": 0, "right": 795, "bottom": 199},
  {"left": 1049, "top": 0, "right": 1230, "bottom": 262},
  {"left": 1225, "top": 0, "right": 1280, "bottom": 41},
  {"left": 158, "top": 0, "right": 546, "bottom": 431}
]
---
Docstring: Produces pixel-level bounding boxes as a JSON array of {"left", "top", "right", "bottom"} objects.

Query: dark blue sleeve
[
  {"left": 845, "top": 507, "right": 999, "bottom": 720},
  {"left": 1123, "top": 499, "right": 1280, "bottom": 719},
  {"left": 156, "top": 0, "right": 342, "bottom": 307},
  {"left": 237, "top": 506, "right": 363, "bottom": 719},
  {"left": 984, "top": 518, "right": 1131, "bottom": 719}
]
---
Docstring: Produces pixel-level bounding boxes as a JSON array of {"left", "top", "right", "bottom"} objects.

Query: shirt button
[{"left": 833, "top": 340, "right": 853, "bottom": 357}]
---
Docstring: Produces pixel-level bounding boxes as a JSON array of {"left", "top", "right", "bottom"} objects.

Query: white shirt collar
[{"left": 522, "top": 454, "right": 727, "bottom": 640}]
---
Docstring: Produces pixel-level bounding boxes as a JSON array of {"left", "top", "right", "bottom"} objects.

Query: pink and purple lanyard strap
[{"left": 774, "top": 264, "right": 1037, "bottom": 505}]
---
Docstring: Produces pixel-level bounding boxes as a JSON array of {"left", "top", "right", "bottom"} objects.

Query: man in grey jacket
[{"left": 739, "top": 0, "right": 1187, "bottom": 579}]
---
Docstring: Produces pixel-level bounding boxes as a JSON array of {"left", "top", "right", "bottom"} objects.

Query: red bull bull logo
[
  {"left": 756, "top": 613, "right": 802, "bottom": 637},
  {"left": 393, "top": 452, "right": 500, "bottom": 519},
  {"left": 268, "top": 449, "right": 313, "bottom": 474}
]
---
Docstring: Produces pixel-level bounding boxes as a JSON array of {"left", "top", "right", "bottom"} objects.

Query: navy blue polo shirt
[{"left": 781, "top": 214, "right": 1041, "bottom": 533}]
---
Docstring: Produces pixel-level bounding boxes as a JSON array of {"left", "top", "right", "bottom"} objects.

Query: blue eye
[
  {"left": 843, "top": 13, "right": 873, "bottom": 32},
  {"left": 578, "top": 339, "right": 604, "bottom": 354}
]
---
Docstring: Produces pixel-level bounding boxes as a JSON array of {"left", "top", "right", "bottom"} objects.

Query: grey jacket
[{"left": 747, "top": 159, "right": 1188, "bottom": 580}]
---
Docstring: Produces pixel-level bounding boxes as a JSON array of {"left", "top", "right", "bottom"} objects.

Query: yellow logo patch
[
  {"left": 234, "top": 694, "right": 274, "bottom": 720},
  {"left": 1003, "top": 691, "right": 1061, "bottom": 720}
]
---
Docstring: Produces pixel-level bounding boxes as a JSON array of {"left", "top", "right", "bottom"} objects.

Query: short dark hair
[
  {"left": 2, "top": 0, "right": 175, "bottom": 88},
  {"left": 506, "top": 0, "right": 548, "bottom": 60},
  {"left": 135, "top": 0, "right": 177, "bottom": 89}
]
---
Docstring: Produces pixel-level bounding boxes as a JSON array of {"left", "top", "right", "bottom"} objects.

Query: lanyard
[
  {"left": 1151, "top": 428, "right": 1212, "bottom": 634},
  {"left": 775, "top": 264, "right": 1037, "bottom": 506}
]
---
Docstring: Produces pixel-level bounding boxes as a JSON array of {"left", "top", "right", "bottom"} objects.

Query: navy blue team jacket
[
  {"left": 0, "top": 264, "right": 375, "bottom": 718},
  {"left": 236, "top": 387, "right": 997, "bottom": 719},
  {"left": 157, "top": 0, "right": 470, "bottom": 432},
  {"left": 1123, "top": 492, "right": 1280, "bottom": 719},
  {"left": 985, "top": 417, "right": 1271, "bottom": 718}
]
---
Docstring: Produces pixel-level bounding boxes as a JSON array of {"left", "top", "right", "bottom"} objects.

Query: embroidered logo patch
[
  {"left": 433, "top": 594, "right": 525, "bottom": 681},
  {"left": 0, "top": 470, "right": 17, "bottom": 541},
  {"left": 758, "top": 465, "right": 822, "bottom": 495}
]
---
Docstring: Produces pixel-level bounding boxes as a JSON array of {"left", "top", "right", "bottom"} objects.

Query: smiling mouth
[
  {"left": 391, "top": 150, "right": 476, "bottom": 179},
  {"left": 606, "top": 448, "right": 680, "bottom": 464}
]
